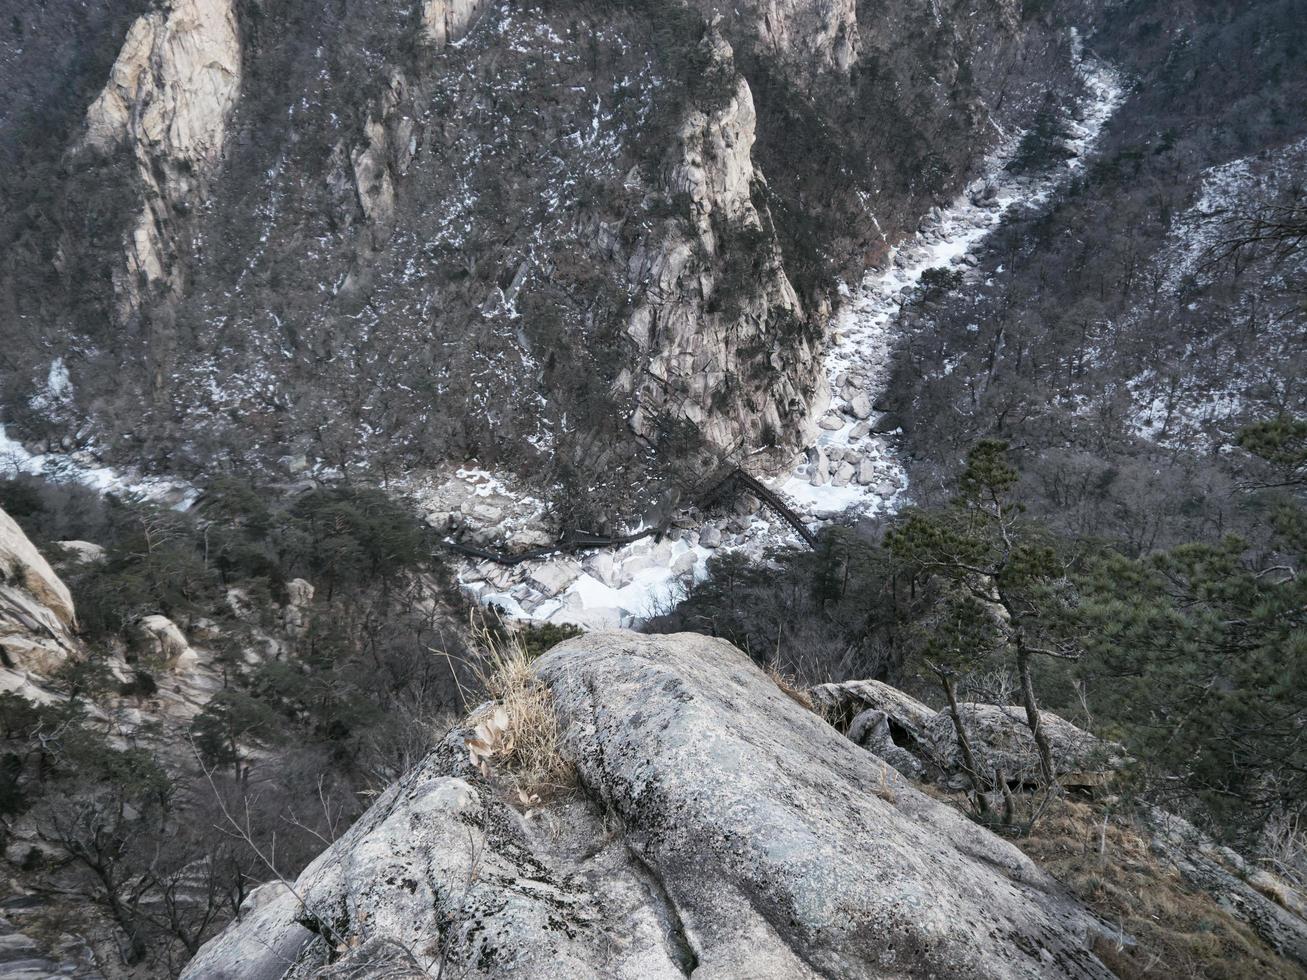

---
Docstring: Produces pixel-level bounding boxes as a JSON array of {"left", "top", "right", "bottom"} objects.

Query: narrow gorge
[{"left": 2, "top": 0, "right": 1305, "bottom": 977}]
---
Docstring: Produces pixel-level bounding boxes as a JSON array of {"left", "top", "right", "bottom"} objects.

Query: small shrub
[
  {"left": 517, "top": 622, "right": 582, "bottom": 659},
  {"left": 765, "top": 663, "right": 814, "bottom": 712},
  {"left": 919, "top": 266, "right": 965, "bottom": 300}
]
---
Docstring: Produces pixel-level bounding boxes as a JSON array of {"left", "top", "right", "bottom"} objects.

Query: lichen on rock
[{"left": 186, "top": 630, "right": 1116, "bottom": 979}]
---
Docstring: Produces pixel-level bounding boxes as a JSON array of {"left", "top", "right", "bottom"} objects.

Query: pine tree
[{"left": 887, "top": 440, "right": 1082, "bottom": 790}]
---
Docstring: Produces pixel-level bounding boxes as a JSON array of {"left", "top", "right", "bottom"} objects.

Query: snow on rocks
[
  {"left": 769, "top": 49, "right": 1123, "bottom": 535},
  {"left": 1124, "top": 134, "right": 1307, "bottom": 449},
  {"left": 0, "top": 424, "right": 198, "bottom": 509},
  {"left": 469, "top": 535, "right": 716, "bottom": 631}
]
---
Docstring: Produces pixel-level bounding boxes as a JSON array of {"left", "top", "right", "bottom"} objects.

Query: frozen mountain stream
[{"left": 454, "top": 51, "right": 1124, "bottom": 629}]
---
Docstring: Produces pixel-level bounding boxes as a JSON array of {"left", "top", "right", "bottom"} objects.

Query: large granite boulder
[
  {"left": 0, "top": 505, "right": 79, "bottom": 675},
  {"left": 809, "top": 677, "right": 939, "bottom": 778},
  {"left": 814, "top": 679, "right": 1128, "bottom": 792},
  {"left": 924, "top": 703, "right": 1129, "bottom": 790},
  {"left": 136, "top": 614, "right": 199, "bottom": 671},
  {"left": 0, "top": 506, "right": 76, "bottom": 628},
  {"left": 185, "top": 631, "right": 1114, "bottom": 979},
  {"left": 809, "top": 677, "right": 937, "bottom": 743}
]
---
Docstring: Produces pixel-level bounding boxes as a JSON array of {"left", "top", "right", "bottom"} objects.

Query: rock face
[
  {"left": 0, "top": 507, "right": 75, "bottom": 629},
  {"left": 55, "top": 540, "right": 106, "bottom": 565},
  {"left": 625, "top": 28, "right": 825, "bottom": 463},
  {"left": 812, "top": 679, "right": 1128, "bottom": 792},
  {"left": 187, "top": 631, "right": 1113, "bottom": 979},
  {"left": 282, "top": 578, "right": 315, "bottom": 638},
  {"left": 0, "top": 506, "right": 79, "bottom": 675},
  {"left": 81, "top": 0, "right": 242, "bottom": 318},
  {"left": 810, "top": 678, "right": 939, "bottom": 779},
  {"left": 136, "top": 614, "right": 199, "bottom": 672},
  {"left": 925, "top": 704, "right": 1129, "bottom": 790},
  {"left": 735, "top": 0, "right": 860, "bottom": 79},
  {"left": 1145, "top": 808, "right": 1307, "bottom": 966},
  {"left": 421, "top": 0, "right": 490, "bottom": 48},
  {"left": 810, "top": 677, "right": 936, "bottom": 738}
]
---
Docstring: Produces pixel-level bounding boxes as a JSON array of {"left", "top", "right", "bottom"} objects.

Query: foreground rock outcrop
[
  {"left": 0, "top": 505, "right": 79, "bottom": 678},
  {"left": 813, "top": 679, "right": 1129, "bottom": 791},
  {"left": 185, "top": 631, "right": 1113, "bottom": 979}
]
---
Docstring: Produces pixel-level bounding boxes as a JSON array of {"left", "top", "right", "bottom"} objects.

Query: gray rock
[
  {"left": 0, "top": 505, "right": 76, "bottom": 627},
  {"left": 810, "top": 678, "right": 938, "bottom": 750},
  {"left": 809, "top": 447, "right": 830, "bottom": 487},
  {"left": 469, "top": 502, "right": 504, "bottom": 524},
  {"left": 184, "top": 762, "right": 689, "bottom": 980},
  {"left": 697, "top": 524, "right": 722, "bottom": 549},
  {"left": 55, "top": 540, "right": 106, "bottom": 564},
  {"left": 846, "top": 708, "right": 925, "bottom": 779},
  {"left": 527, "top": 559, "right": 584, "bottom": 597},
  {"left": 849, "top": 393, "right": 873, "bottom": 419},
  {"left": 1145, "top": 808, "right": 1307, "bottom": 967},
  {"left": 137, "top": 614, "right": 199, "bottom": 672},
  {"left": 537, "top": 632, "right": 1114, "bottom": 979},
  {"left": 191, "top": 633, "right": 1115, "bottom": 979},
  {"left": 924, "top": 703, "right": 1128, "bottom": 789}
]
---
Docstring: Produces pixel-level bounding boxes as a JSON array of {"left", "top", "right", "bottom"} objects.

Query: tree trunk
[
  {"left": 939, "top": 670, "right": 989, "bottom": 814},
  {"left": 996, "top": 767, "right": 1017, "bottom": 826},
  {"left": 1016, "top": 643, "right": 1058, "bottom": 788}
]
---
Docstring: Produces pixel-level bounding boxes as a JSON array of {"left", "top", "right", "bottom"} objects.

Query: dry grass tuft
[
  {"left": 463, "top": 618, "right": 575, "bottom": 803},
  {"left": 765, "top": 663, "right": 815, "bottom": 711}
]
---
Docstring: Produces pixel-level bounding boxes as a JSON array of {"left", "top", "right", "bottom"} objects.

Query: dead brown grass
[
  {"left": 1009, "top": 798, "right": 1305, "bottom": 980},
  {"left": 765, "top": 663, "right": 815, "bottom": 712},
  {"left": 463, "top": 620, "right": 575, "bottom": 803}
]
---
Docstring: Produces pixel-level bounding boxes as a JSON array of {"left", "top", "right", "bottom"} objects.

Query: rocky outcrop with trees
[
  {"left": 184, "top": 631, "right": 1118, "bottom": 979},
  {"left": 2, "top": 0, "right": 1305, "bottom": 976}
]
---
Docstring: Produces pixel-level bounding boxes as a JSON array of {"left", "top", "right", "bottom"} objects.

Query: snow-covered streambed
[
  {"left": 450, "top": 50, "right": 1124, "bottom": 629},
  {"left": 0, "top": 425, "right": 198, "bottom": 509}
]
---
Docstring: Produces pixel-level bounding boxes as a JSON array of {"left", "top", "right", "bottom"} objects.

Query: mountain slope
[{"left": 1, "top": 0, "right": 1085, "bottom": 525}]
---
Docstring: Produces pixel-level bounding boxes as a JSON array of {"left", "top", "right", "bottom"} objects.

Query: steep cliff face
[
  {"left": 625, "top": 30, "right": 825, "bottom": 462},
  {"left": 79, "top": 0, "right": 242, "bottom": 319},
  {"left": 716, "top": 0, "right": 861, "bottom": 81},
  {"left": 0, "top": 506, "right": 78, "bottom": 680},
  {"left": 0, "top": 0, "right": 1088, "bottom": 523}
]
